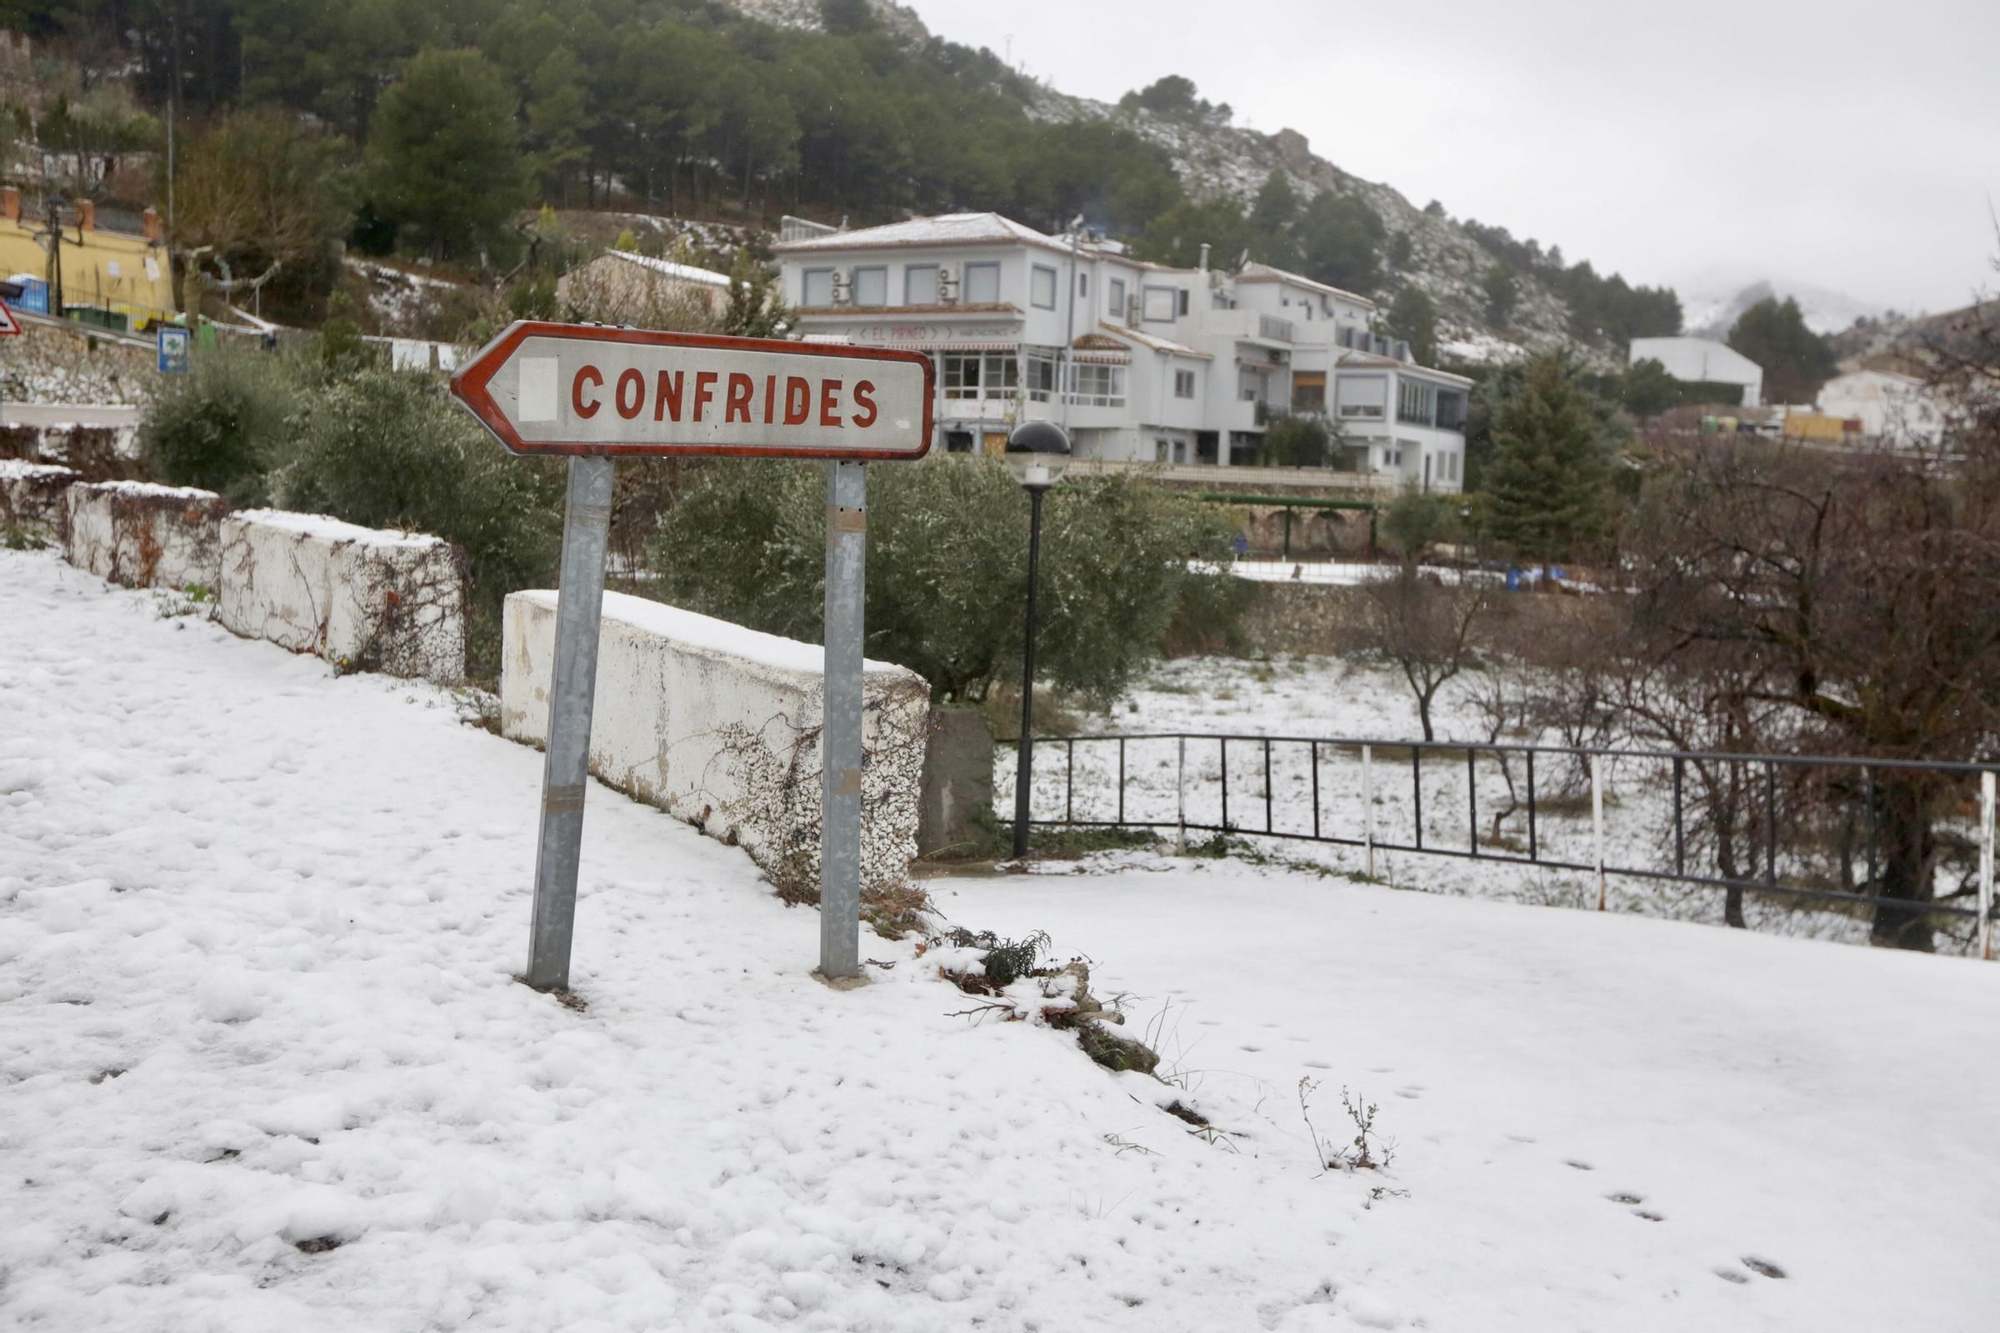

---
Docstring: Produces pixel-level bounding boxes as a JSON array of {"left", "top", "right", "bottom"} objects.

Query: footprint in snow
[
  {"left": 1393, "top": 1087, "right": 1423, "bottom": 1099},
  {"left": 1565, "top": 1160, "right": 1594, "bottom": 1171},
  {"left": 1633, "top": 1210, "right": 1665, "bottom": 1222},
  {"left": 1606, "top": 1192, "right": 1643, "bottom": 1205},
  {"left": 1715, "top": 1268, "right": 1750, "bottom": 1285},
  {"left": 1741, "top": 1256, "right": 1786, "bottom": 1279}
]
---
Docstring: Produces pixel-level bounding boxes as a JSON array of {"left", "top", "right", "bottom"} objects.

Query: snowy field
[
  {"left": 4, "top": 547, "right": 1998, "bottom": 1331},
  {"left": 999, "top": 655, "right": 1993, "bottom": 954}
]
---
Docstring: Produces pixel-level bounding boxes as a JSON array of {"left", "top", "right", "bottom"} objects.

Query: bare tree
[
  {"left": 1363, "top": 569, "right": 1491, "bottom": 743},
  {"left": 1620, "top": 411, "right": 2000, "bottom": 951}
]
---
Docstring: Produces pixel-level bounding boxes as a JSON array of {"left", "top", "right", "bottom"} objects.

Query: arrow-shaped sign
[{"left": 450, "top": 321, "right": 934, "bottom": 459}]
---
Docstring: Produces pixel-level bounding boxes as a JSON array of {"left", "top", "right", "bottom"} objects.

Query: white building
[
  {"left": 1628, "top": 336, "right": 1765, "bottom": 408},
  {"left": 1816, "top": 369, "right": 1946, "bottom": 448},
  {"left": 773, "top": 213, "right": 1469, "bottom": 491}
]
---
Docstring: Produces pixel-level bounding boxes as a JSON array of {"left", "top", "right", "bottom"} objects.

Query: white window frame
[
  {"left": 1174, "top": 369, "right": 1197, "bottom": 399},
  {"left": 1142, "top": 285, "right": 1177, "bottom": 322},
  {"left": 963, "top": 261, "right": 1001, "bottom": 304},
  {"left": 1066, "top": 363, "right": 1126, "bottom": 408},
  {"left": 801, "top": 267, "right": 834, "bottom": 307},
  {"left": 1108, "top": 277, "right": 1127, "bottom": 321},
  {"left": 904, "top": 263, "right": 939, "bottom": 306},
  {"left": 851, "top": 266, "right": 888, "bottom": 307},
  {"left": 1031, "top": 264, "right": 1058, "bottom": 310}
]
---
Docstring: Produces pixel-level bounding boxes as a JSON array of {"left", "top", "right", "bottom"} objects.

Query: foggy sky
[{"left": 898, "top": 0, "right": 1999, "bottom": 315}]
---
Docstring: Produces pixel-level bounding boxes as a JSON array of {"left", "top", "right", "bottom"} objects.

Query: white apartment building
[
  {"left": 773, "top": 213, "right": 1470, "bottom": 491},
  {"left": 1816, "top": 369, "right": 1947, "bottom": 448}
]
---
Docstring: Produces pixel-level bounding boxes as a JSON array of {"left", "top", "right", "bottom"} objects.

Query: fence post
[
  {"left": 1981, "top": 770, "right": 1995, "bottom": 962},
  {"left": 1592, "top": 754, "right": 1606, "bottom": 911},
  {"left": 1176, "top": 735, "right": 1187, "bottom": 854},
  {"left": 1363, "top": 743, "right": 1376, "bottom": 880}
]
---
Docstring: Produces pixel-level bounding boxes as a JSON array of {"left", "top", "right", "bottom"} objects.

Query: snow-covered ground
[
  {"left": 1001, "top": 655, "right": 1991, "bottom": 954},
  {"left": 4, "top": 547, "right": 1998, "bottom": 1331}
]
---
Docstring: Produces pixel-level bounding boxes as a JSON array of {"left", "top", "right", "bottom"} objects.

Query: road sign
[
  {"left": 449, "top": 321, "right": 934, "bottom": 995},
  {"left": 157, "top": 324, "right": 190, "bottom": 372},
  {"left": 451, "top": 322, "right": 935, "bottom": 459},
  {"left": 0, "top": 299, "right": 18, "bottom": 338}
]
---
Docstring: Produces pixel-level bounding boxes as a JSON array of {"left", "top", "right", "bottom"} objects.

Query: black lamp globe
[{"left": 1004, "top": 419, "right": 1072, "bottom": 490}]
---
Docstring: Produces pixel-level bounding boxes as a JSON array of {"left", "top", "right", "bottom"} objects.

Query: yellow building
[{"left": 1, "top": 187, "right": 179, "bottom": 329}]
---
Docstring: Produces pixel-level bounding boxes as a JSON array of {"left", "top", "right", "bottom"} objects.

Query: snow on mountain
[{"left": 1681, "top": 275, "right": 1888, "bottom": 339}]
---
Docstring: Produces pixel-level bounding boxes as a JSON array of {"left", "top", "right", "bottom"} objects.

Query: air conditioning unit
[
  {"left": 937, "top": 264, "right": 959, "bottom": 305},
  {"left": 830, "top": 271, "right": 850, "bottom": 306},
  {"left": 1127, "top": 297, "right": 1142, "bottom": 325}
]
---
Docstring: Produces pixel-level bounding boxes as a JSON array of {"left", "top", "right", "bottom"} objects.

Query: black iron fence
[{"left": 1008, "top": 732, "right": 1997, "bottom": 958}]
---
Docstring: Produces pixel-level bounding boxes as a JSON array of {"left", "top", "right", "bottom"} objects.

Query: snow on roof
[
  {"left": 1100, "top": 322, "right": 1212, "bottom": 360},
  {"left": 1336, "top": 349, "right": 1473, "bottom": 386},
  {"left": 772, "top": 212, "right": 1068, "bottom": 255},
  {"left": 518, "top": 590, "right": 915, "bottom": 679},
  {"left": 230, "top": 509, "right": 449, "bottom": 551},
  {"left": 602, "top": 249, "right": 733, "bottom": 289},
  {"left": 1235, "top": 261, "right": 1376, "bottom": 308}
]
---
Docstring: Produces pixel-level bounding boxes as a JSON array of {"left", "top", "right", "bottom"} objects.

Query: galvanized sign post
[{"left": 451, "top": 323, "right": 934, "bottom": 991}]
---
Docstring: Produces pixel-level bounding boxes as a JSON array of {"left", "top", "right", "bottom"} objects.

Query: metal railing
[{"left": 1008, "top": 732, "right": 1998, "bottom": 958}]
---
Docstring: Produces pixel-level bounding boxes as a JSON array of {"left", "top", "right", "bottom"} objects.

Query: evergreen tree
[
  {"left": 1382, "top": 286, "right": 1438, "bottom": 366},
  {"left": 1727, "top": 296, "right": 1838, "bottom": 405},
  {"left": 1619, "top": 357, "right": 1681, "bottom": 418},
  {"left": 1482, "top": 356, "right": 1611, "bottom": 562},
  {"left": 1296, "top": 191, "right": 1384, "bottom": 294},
  {"left": 1482, "top": 263, "right": 1518, "bottom": 326},
  {"left": 1247, "top": 170, "right": 1301, "bottom": 268},
  {"left": 364, "top": 48, "right": 529, "bottom": 260}
]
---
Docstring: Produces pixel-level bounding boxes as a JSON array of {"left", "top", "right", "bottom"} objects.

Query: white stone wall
[
  {"left": 501, "top": 590, "right": 931, "bottom": 893},
  {"left": 217, "top": 511, "right": 467, "bottom": 684},
  {"left": 62, "top": 480, "right": 229, "bottom": 590},
  {"left": 0, "top": 459, "right": 78, "bottom": 542}
]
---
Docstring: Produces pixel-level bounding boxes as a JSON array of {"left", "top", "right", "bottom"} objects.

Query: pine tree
[
  {"left": 364, "top": 49, "right": 528, "bottom": 260},
  {"left": 1482, "top": 356, "right": 1611, "bottom": 562},
  {"left": 1382, "top": 286, "right": 1438, "bottom": 366},
  {"left": 1727, "top": 297, "right": 1838, "bottom": 405}
]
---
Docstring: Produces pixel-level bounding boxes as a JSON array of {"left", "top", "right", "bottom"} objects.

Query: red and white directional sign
[
  {"left": 0, "top": 299, "right": 20, "bottom": 337},
  {"left": 450, "top": 322, "right": 934, "bottom": 459}
]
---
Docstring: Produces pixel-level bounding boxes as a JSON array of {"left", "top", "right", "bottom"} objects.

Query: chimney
[
  {"left": 1199, "top": 242, "right": 1210, "bottom": 273},
  {"left": 76, "top": 199, "right": 96, "bottom": 231},
  {"left": 1, "top": 187, "right": 18, "bottom": 224},
  {"left": 143, "top": 207, "right": 162, "bottom": 243}
]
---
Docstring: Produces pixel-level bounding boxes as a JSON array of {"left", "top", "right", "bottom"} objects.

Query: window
[
  {"left": 1339, "top": 376, "right": 1387, "bottom": 420},
  {"left": 1079, "top": 272, "right": 1089, "bottom": 297},
  {"left": 851, "top": 266, "right": 887, "bottom": 307},
  {"left": 941, "top": 353, "right": 1020, "bottom": 401},
  {"left": 1291, "top": 372, "right": 1326, "bottom": 413},
  {"left": 1142, "top": 285, "right": 1177, "bottom": 322},
  {"left": 964, "top": 261, "right": 1000, "bottom": 304},
  {"left": 1108, "top": 277, "right": 1127, "bottom": 321},
  {"left": 1178, "top": 290, "right": 1190, "bottom": 317},
  {"left": 904, "top": 264, "right": 939, "bottom": 305},
  {"left": 1174, "top": 369, "right": 1197, "bottom": 399},
  {"left": 802, "top": 268, "right": 834, "bottom": 306},
  {"left": 1066, "top": 363, "right": 1126, "bottom": 407},
  {"left": 1024, "top": 351, "right": 1059, "bottom": 402},
  {"left": 1031, "top": 264, "right": 1057, "bottom": 310},
  {"left": 1398, "top": 379, "right": 1436, "bottom": 424},
  {"left": 1155, "top": 438, "right": 1172, "bottom": 462}
]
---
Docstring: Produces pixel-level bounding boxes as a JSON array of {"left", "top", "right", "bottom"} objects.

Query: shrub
[
  {"left": 137, "top": 345, "right": 309, "bottom": 504},
  {"left": 272, "top": 369, "right": 563, "bottom": 630},
  {"left": 647, "top": 456, "right": 1244, "bottom": 705}
]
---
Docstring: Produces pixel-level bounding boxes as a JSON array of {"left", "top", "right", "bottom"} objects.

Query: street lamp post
[{"left": 1005, "top": 420, "right": 1072, "bottom": 859}]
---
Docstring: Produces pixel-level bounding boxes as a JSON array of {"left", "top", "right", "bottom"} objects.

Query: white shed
[{"left": 1628, "top": 336, "right": 1766, "bottom": 408}]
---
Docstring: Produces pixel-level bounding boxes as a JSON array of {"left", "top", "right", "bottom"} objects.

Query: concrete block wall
[
  {"left": 9, "top": 466, "right": 465, "bottom": 684},
  {"left": 0, "top": 459, "right": 78, "bottom": 542},
  {"left": 501, "top": 590, "right": 931, "bottom": 893},
  {"left": 217, "top": 511, "right": 467, "bottom": 683},
  {"left": 63, "top": 480, "right": 229, "bottom": 591}
]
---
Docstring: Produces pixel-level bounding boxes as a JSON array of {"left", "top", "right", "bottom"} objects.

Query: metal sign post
[
  {"left": 451, "top": 323, "right": 933, "bottom": 992},
  {"left": 525, "top": 455, "right": 615, "bottom": 992},
  {"left": 820, "top": 462, "right": 867, "bottom": 979}
]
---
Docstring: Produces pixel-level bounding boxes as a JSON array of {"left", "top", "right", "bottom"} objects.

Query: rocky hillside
[{"left": 727, "top": 0, "right": 1611, "bottom": 363}]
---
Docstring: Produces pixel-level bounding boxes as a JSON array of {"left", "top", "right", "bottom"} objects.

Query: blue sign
[{"left": 157, "top": 325, "right": 191, "bottom": 375}]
